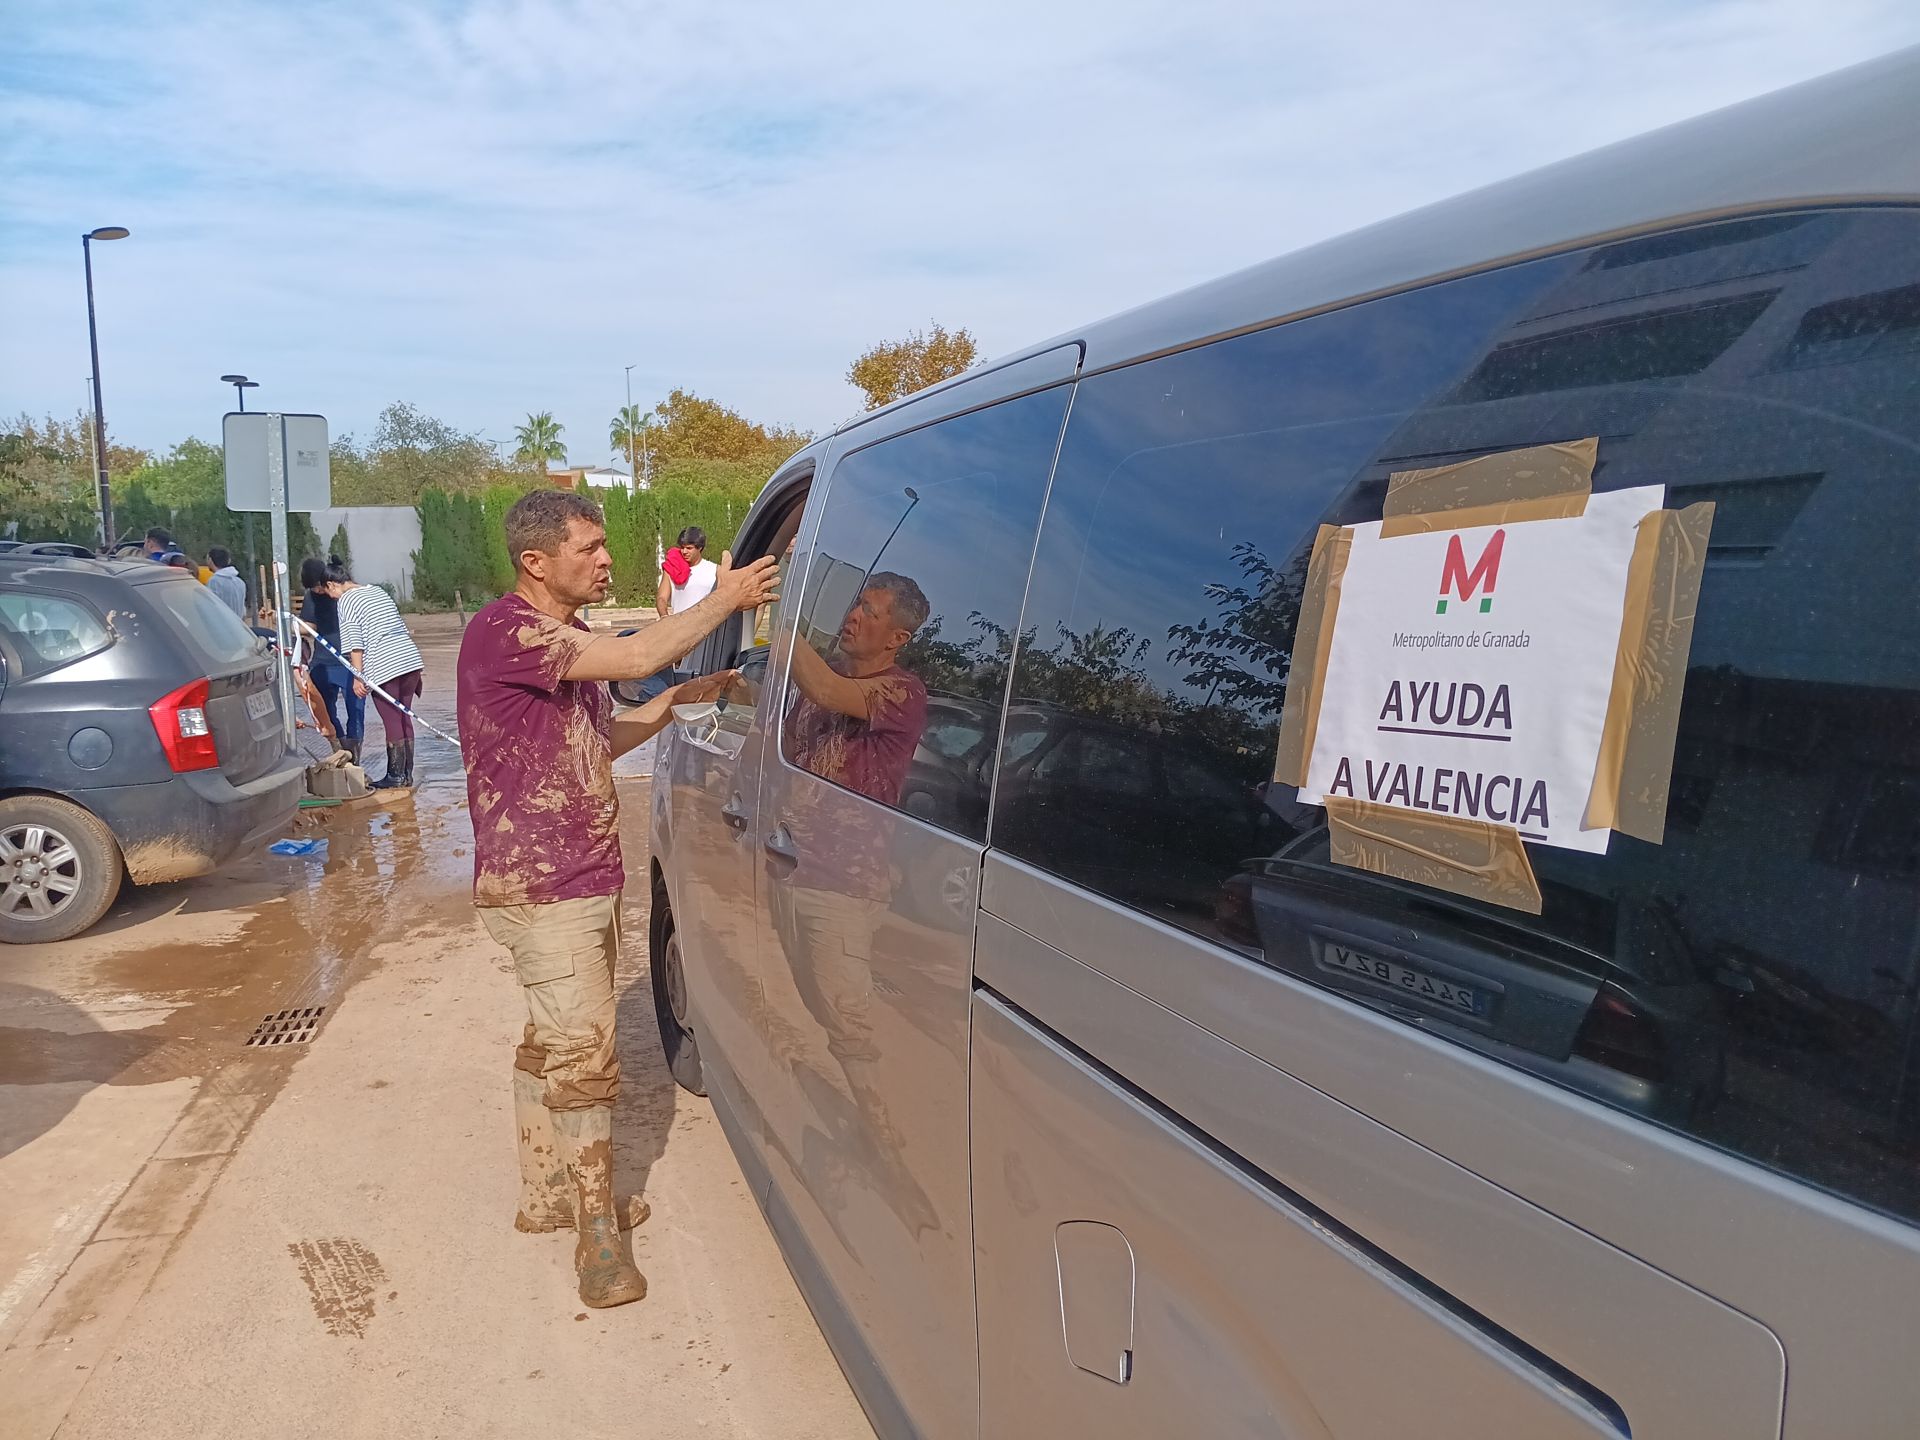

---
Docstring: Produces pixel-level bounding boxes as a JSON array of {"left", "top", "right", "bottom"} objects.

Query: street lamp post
[
  {"left": 221, "top": 376, "right": 261, "bottom": 600},
  {"left": 623, "top": 364, "right": 637, "bottom": 490},
  {"left": 82, "top": 226, "right": 130, "bottom": 549},
  {"left": 221, "top": 373, "right": 259, "bottom": 412}
]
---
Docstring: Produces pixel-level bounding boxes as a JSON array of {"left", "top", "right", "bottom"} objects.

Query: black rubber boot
[
  {"left": 371, "top": 744, "right": 406, "bottom": 789},
  {"left": 343, "top": 735, "right": 363, "bottom": 765},
  {"left": 396, "top": 738, "right": 415, "bottom": 787}
]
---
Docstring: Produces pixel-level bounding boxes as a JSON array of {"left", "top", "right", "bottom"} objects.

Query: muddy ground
[{"left": 0, "top": 619, "right": 871, "bottom": 1439}]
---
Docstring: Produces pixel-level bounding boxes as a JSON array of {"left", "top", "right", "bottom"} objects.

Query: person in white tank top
[
  {"left": 657, "top": 526, "right": 718, "bottom": 616},
  {"left": 643, "top": 527, "right": 719, "bottom": 698}
]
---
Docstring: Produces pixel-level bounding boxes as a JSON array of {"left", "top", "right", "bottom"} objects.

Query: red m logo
[{"left": 1438, "top": 529, "right": 1504, "bottom": 614}]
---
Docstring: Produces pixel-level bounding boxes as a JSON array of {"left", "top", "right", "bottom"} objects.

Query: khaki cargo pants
[
  {"left": 480, "top": 894, "right": 621, "bottom": 1110},
  {"left": 768, "top": 883, "right": 884, "bottom": 1070}
]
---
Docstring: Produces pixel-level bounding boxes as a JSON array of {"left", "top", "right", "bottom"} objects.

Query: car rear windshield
[{"left": 142, "top": 575, "right": 261, "bottom": 667}]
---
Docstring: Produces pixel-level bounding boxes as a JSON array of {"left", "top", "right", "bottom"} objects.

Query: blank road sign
[{"left": 223, "top": 412, "right": 330, "bottom": 511}]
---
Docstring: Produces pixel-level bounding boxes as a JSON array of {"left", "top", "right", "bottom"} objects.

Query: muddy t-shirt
[
  {"left": 784, "top": 662, "right": 928, "bottom": 900},
  {"left": 457, "top": 594, "right": 621, "bottom": 907}
]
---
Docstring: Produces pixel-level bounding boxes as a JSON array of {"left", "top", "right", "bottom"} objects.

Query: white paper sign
[{"left": 1298, "top": 485, "right": 1665, "bottom": 853}]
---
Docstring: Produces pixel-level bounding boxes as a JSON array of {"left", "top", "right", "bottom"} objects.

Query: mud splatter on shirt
[
  {"left": 784, "top": 661, "right": 928, "bottom": 901},
  {"left": 786, "top": 663, "right": 927, "bottom": 806},
  {"left": 457, "top": 594, "right": 621, "bottom": 906}
]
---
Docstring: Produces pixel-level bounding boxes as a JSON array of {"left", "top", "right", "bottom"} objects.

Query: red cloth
[{"left": 661, "top": 548, "right": 691, "bottom": 586}]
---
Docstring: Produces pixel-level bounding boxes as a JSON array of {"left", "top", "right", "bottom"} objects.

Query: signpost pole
[
  {"left": 267, "top": 413, "right": 297, "bottom": 752},
  {"left": 244, "top": 513, "right": 257, "bottom": 607},
  {"left": 224, "top": 408, "right": 328, "bottom": 759}
]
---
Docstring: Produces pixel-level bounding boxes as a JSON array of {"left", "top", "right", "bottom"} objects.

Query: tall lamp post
[
  {"left": 623, "top": 364, "right": 637, "bottom": 489},
  {"left": 221, "top": 375, "right": 261, "bottom": 600},
  {"left": 82, "top": 226, "right": 131, "bottom": 549}
]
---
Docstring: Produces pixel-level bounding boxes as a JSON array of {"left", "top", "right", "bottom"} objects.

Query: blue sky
[{"left": 3, "top": 1, "right": 1917, "bottom": 465}]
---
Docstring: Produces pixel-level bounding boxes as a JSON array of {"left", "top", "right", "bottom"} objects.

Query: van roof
[{"left": 838, "top": 43, "right": 1920, "bottom": 434}]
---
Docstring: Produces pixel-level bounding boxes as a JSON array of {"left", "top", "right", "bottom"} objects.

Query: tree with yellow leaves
[{"left": 846, "top": 323, "right": 979, "bottom": 411}]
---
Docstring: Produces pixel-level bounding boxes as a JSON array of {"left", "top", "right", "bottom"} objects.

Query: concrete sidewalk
[{"left": 51, "top": 857, "right": 862, "bottom": 1437}]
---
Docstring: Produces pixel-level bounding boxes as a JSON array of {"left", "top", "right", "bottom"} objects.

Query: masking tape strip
[
  {"left": 1583, "top": 501, "right": 1716, "bottom": 843},
  {"left": 1326, "top": 797, "right": 1543, "bottom": 914},
  {"left": 1272, "top": 524, "right": 1353, "bottom": 786},
  {"left": 1379, "top": 437, "right": 1597, "bottom": 538}
]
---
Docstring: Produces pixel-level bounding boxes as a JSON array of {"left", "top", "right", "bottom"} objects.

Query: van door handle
[
  {"left": 720, "top": 795, "right": 750, "bottom": 831},
  {"left": 763, "top": 825, "right": 800, "bottom": 864}
]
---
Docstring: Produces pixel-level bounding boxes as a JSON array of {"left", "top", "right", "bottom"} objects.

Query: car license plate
[
  {"left": 246, "top": 688, "right": 275, "bottom": 721},
  {"left": 1319, "top": 942, "right": 1485, "bottom": 1016}
]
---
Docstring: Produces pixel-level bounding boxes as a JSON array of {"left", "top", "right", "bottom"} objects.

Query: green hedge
[
  {"left": 113, "top": 481, "right": 319, "bottom": 606},
  {"left": 418, "top": 463, "right": 773, "bottom": 609}
]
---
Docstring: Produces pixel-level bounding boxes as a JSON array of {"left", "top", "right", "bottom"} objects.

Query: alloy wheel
[{"left": 0, "top": 823, "right": 83, "bottom": 922}]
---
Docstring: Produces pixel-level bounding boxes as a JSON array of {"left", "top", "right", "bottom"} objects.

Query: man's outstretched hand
[
  {"left": 670, "top": 669, "right": 739, "bottom": 707},
  {"left": 714, "top": 551, "right": 780, "bottom": 613}
]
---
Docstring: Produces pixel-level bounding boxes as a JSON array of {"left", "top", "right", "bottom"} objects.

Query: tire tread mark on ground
[{"left": 288, "top": 1237, "right": 387, "bottom": 1338}]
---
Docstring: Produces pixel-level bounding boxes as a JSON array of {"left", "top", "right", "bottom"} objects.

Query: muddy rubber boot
[
  {"left": 399, "top": 737, "right": 416, "bottom": 786},
  {"left": 343, "top": 735, "right": 363, "bottom": 765},
  {"left": 554, "top": 1106, "right": 648, "bottom": 1308},
  {"left": 370, "top": 744, "right": 405, "bottom": 789},
  {"left": 514, "top": 1069, "right": 649, "bottom": 1235},
  {"left": 513, "top": 1070, "right": 572, "bottom": 1233}
]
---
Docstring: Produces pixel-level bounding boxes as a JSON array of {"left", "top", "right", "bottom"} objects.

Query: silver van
[{"left": 647, "top": 47, "right": 1920, "bottom": 1439}]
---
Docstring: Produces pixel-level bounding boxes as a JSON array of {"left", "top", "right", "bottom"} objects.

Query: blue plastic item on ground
[{"left": 268, "top": 838, "right": 327, "bottom": 857}]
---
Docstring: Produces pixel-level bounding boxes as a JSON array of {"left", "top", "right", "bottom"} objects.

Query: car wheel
[
  {"left": 0, "top": 796, "right": 123, "bottom": 944},
  {"left": 649, "top": 880, "right": 706, "bottom": 1096}
]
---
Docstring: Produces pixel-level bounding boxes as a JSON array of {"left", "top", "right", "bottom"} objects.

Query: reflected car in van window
[
  {"left": 994, "top": 706, "right": 1272, "bottom": 924},
  {"left": 1217, "top": 827, "right": 1728, "bottom": 1125}
]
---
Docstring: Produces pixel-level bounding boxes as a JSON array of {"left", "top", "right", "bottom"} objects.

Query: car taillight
[
  {"left": 149, "top": 677, "right": 219, "bottom": 772},
  {"left": 1572, "top": 984, "right": 1666, "bottom": 1083},
  {"left": 1212, "top": 873, "right": 1259, "bottom": 948}
]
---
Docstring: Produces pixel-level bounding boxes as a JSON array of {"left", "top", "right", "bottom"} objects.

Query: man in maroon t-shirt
[{"left": 457, "top": 489, "right": 775, "bottom": 1310}]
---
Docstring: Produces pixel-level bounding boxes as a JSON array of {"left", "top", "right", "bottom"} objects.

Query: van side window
[
  {"left": 710, "top": 492, "right": 808, "bottom": 718},
  {"left": 780, "top": 385, "right": 1070, "bottom": 841},
  {"left": 992, "top": 208, "right": 1920, "bottom": 1227}
]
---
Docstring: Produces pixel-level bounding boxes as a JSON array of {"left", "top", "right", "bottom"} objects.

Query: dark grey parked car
[{"left": 0, "top": 554, "right": 304, "bottom": 942}]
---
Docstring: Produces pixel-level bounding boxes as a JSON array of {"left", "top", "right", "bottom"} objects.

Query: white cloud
[{"left": 2, "top": 0, "right": 1916, "bottom": 462}]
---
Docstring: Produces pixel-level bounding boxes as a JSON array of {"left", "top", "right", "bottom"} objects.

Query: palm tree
[
  {"left": 514, "top": 412, "right": 567, "bottom": 475},
  {"left": 609, "top": 404, "right": 648, "bottom": 485},
  {"left": 606, "top": 407, "right": 652, "bottom": 491}
]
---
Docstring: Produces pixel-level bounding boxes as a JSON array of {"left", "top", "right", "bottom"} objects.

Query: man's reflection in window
[
  {"left": 773, "top": 572, "right": 936, "bottom": 1227},
  {"left": 787, "top": 571, "right": 931, "bottom": 803}
]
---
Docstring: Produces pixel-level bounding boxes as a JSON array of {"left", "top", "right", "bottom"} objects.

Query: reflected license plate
[
  {"left": 246, "top": 688, "right": 276, "bottom": 721},
  {"left": 1319, "top": 943, "right": 1486, "bottom": 1016}
]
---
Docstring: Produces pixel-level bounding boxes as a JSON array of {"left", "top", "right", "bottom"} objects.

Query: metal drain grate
[{"left": 245, "top": 1006, "right": 327, "bottom": 1047}]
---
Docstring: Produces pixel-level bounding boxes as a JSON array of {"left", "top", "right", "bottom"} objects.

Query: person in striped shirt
[{"left": 320, "top": 562, "right": 425, "bottom": 789}]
